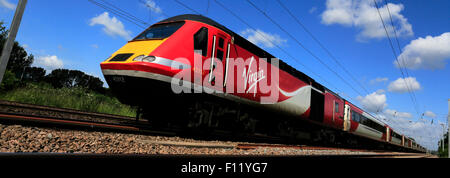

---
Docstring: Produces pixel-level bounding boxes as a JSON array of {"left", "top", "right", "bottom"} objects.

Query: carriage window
[
  {"left": 360, "top": 115, "right": 385, "bottom": 133},
  {"left": 194, "top": 27, "right": 208, "bottom": 56},
  {"left": 134, "top": 21, "right": 185, "bottom": 40},
  {"left": 351, "top": 110, "right": 356, "bottom": 122},
  {"left": 218, "top": 37, "right": 224, "bottom": 48},
  {"left": 216, "top": 49, "right": 224, "bottom": 61},
  {"left": 352, "top": 111, "right": 360, "bottom": 122},
  {"left": 392, "top": 132, "right": 401, "bottom": 140},
  {"left": 334, "top": 102, "right": 339, "bottom": 113}
]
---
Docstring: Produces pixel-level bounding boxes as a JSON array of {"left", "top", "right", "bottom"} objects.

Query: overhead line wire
[
  {"left": 98, "top": 0, "right": 150, "bottom": 25},
  {"left": 211, "top": 0, "right": 355, "bottom": 101},
  {"left": 276, "top": 0, "right": 371, "bottom": 96},
  {"left": 88, "top": 0, "right": 147, "bottom": 29},
  {"left": 173, "top": 0, "right": 202, "bottom": 15},
  {"left": 245, "top": 0, "right": 407, "bottom": 125},
  {"left": 276, "top": 0, "right": 396, "bottom": 124},
  {"left": 245, "top": 0, "right": 364, "bottom": 97},
  {"left": 383, "top": 0, "right": 421, "bottom": 114},
  {"left": 171, "top": 0, "right": 348, "bottom": 100},
  {"left": 373, "top": 0, "right": 420, "bottom": 116},
  {"left": 138, "top": 0, "right": 171, "bottom": 19}
]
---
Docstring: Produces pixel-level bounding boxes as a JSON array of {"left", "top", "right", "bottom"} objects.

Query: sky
[{"left": 1, "top": 0, "right": 449, "bottom": 150}]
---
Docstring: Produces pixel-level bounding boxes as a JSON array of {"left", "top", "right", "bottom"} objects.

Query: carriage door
[
  {"left": 333, "top": 100, "right": 344, "bottom": 129},
  {"left": 343, "top": 104, "right": 351, "bottom": 132},
  {"left": 208, "top": 33, "right": 230, "bottom": 87}
]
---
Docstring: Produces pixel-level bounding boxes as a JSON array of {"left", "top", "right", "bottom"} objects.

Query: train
[{"left": 100, "top": 14, "right": 425, "bottom": 153}]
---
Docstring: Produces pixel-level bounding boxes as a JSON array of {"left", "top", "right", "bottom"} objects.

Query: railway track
[
  {"left": 0, "top": 100, "right": 434, "bottom": 158},
  {"left": 0, "top": 100, "right": 134, "bottom": 121},
  {"left": 0, "top": 100, "right": 292, "bottom": 142},
  {"left": 0, "top": 100, "right": 179, "bottom": 135},
  {"left": 0, "top": 100, "right": 138, "bottom": 125},
  {"left": 132, "top": 140, "right": 435, "bottom": 158},
  {"left": 0, "top": 151, "right": 435, "bottom": 158}
]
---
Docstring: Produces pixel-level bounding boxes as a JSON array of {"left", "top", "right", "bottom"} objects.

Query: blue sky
[{"left": 1, "top": 0, "right": 449, "bottom": 150}]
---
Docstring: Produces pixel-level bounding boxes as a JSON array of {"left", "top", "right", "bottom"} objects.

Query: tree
[
  {"left": 44, "top": 69, "right": 104, "bottom": 93},
  {"left": 439, "top": 132, "right": 448, "bottom": 158},
  {"left": 85, "top": 76, "right": 104, "bottom": 93},
  {"left": 45, "top": 69, "right": 73, "bottom": 88},
  {"left": 21, "top": 66, "right": 46, "bottom": 82},
  {"left": 0, "top": 21, "right": 34, "bottom": 76},
  {"left": 1, "top": 21, "right": 105, "bottom": 94},
  {"left": 7, "top": 41, "right": 33, "bottom": 74}
]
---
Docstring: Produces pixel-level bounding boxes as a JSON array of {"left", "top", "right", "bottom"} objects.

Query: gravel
[{"left": 0, "top": 123, "right": 375, "bottom": 155}]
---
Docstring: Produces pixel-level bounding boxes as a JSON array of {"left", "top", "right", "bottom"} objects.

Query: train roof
[
  {"left": 160, "top": 14, "right": 235, "bottom": 37},
  {"left": 159, "top": 14, "right": 274, "bottom": 58}
]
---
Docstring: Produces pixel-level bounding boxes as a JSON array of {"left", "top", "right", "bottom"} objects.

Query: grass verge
[{"left": 0, "top": 82, "right": 136, "bottom": 117}]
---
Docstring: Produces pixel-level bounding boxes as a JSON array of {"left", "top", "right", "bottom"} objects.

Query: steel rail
[
  {"left": 0, "top": 100, "right": 135, "bottom": 121},
  {"left": 0, "top": 112, "right": 140, "bottom": 131}
]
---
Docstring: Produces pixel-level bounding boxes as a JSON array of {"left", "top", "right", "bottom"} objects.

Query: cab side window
[
  {"left": 194, "top": 27, "right": 208, "bottom": 56},
  {"left": 216, "top": 37, "right": 225, "bottom": 61}
]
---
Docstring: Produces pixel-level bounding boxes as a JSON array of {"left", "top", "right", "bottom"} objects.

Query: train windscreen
[{"left": 134, "top": 21, "right": 185, "bottom": 40}]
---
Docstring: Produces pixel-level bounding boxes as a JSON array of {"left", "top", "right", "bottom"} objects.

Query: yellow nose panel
[{"left": 104, "top": 39, "right": 166, "bottom": 63}]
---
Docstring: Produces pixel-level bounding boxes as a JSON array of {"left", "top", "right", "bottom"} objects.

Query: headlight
[
  {"left": 142, "top": 56, "right": 156, "bottom": 62},
  {"left": 132, "top": 55, "right": 145, "bottom": 62},
  {"left": 133, "top": 55, "right": 156, "bottom": 62}
]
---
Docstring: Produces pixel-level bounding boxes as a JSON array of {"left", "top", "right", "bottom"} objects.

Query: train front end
[{"left": 100, "top": 21, "right": 193, "bottom": 106}]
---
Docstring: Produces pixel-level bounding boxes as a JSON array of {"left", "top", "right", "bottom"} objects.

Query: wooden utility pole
[{"left": 0, "top": 0, "right": 27, "bottom": 84}]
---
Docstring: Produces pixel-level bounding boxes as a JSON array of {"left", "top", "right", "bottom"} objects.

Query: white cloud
[
  {"left": 375, "top": 89, "right": 385, "bottom": 93},
  {"left": 309, "top": 7, "right": 317, "bottom": 14},
  {"left": 321, "top": 0, "right": 354, "bottom": 25},
  {"left": 423, "top": 111, "right": 436, "bottom": 118},
  {"left": 384, "top": 109, "right": 412, "bottom": 119},
  {"left": 395, "top": 32, "right": 450, "bottom": 70},
  {"left": 387, "top": 77, "right": 421, "bottom": 93},
  {"left": 321, "top": 0, "right": 413, "bottom": 41},
  {"left": 34, "top": 55, "right": 64, "bottom": 70},
  {"left": 91, "top": 44, "right": 99, "bottom": 49},
  {"left": 359, "top": 99, "right": 444, "bottom": 150},
  {"left": 405, "top": 119, "right": 443, "bottom": 150},
  {"left": 0, "top": 0, "right": 15, "bottom": 10},
  {"left": 378, "top": 112, "right": 446, "bottom": 150},
  {"left": 89, "top": 12, "right": 132, "bottom": 40},
  {"left": 356, "top": 89, "right": 387, "bottom": 113},
  {"left": 241, "top": 29, "right": 287, "bottom": 48},
  {"left": 370, "top": 77, "right": 388, "bottom": 84},
  {"left": 143, "top": 0, "right": 162, "bottom": 14}
]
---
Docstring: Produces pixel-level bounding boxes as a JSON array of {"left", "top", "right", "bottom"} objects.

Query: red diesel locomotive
[{"left": 100, "top": 14, "right": 425, "bottom": 152}]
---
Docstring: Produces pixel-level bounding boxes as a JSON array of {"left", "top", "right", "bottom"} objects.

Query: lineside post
[{"left": 0, "top": 0, "right": 27, "bottom": 84}]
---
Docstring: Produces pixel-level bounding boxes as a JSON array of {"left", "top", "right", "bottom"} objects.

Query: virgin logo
[
  {"left": 170, "top": 51, "right": 280, "bottom": 104},
  {"left": 243, "top": 56, "right": 266, "bottom": 97}
]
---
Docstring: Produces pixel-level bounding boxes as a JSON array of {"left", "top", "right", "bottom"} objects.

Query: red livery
[{"left": 100, "top": 14, "right": 425, "bottom": 152}]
